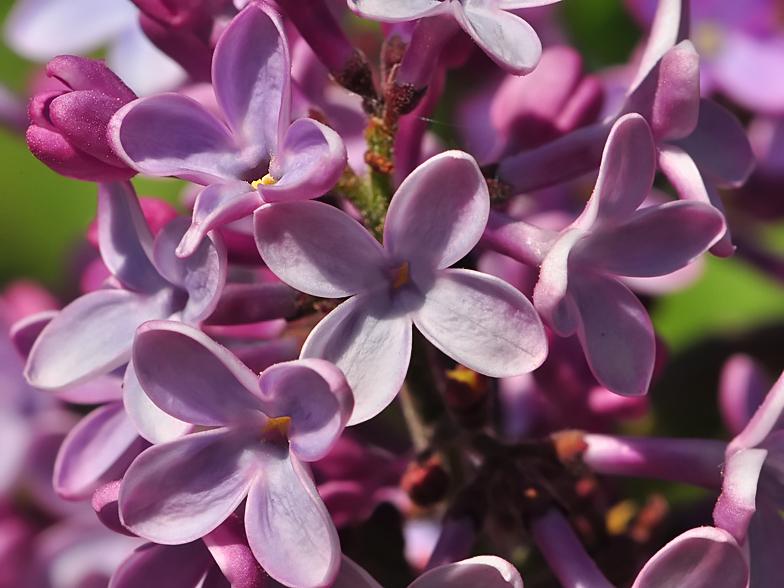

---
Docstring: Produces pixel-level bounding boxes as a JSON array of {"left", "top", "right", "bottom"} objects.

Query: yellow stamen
[
  {"left": 393, "top": 262, "right": 410, "bottom": 289},
  {"left": 263, "top": 416, "right": 292, "bottom": 436},
  {"left": 251, "top": 173, "right": 277, "bottom": 189},
  {"left": 606, "top": 500, "right": 638, "bottom": 536},
  {"left": 446, "top": 365, "right": 480, "bottom": 390}
]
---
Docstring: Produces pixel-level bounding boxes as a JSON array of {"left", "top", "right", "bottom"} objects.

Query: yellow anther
[
  {"left": 263, "top": 416, "right": 292, "bottom": 436},
  {"left": 606, "top": 500, "right": 638, "bottom": 536},
  {"left": 446, "top": 365, "right": 480, "bottom": 390},
  {"left": 251, "top": 174, "right": 277, "bottom": 189},
  {"left": 393, "top": 262, "right": 410, "bottom": 289}
]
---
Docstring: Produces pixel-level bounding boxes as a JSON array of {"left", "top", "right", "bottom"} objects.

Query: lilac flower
[
  {"left": 485, "top": 114, "right": 725, "bottom": 395},
  {"left": 333, "top": 555, "right": 524, "bottom": 588},
  {"left": 120, "top": 320, "right": 353, "bottom": 588},
  {"left": 347, "top": 0, "right": 560, "bottom": 76},
  {"left": 531, "top": 508, "right": 749, "bottom": 588},
  {"left": 713, "top": 364, "right": 784, "bottom": 587},
  {"left": 255, "top": 150, "right": 548, "bottom": 425},
  {"left": 109, "top": 1, "right": 347, "bottom": 258}
]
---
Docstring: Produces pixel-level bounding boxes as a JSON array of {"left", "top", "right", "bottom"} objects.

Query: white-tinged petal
[
  {"left": 123, "top": 363, "right": 192, "bottom": 445},
  {"left": 347, "top": 0, "right": 448, "bottom": 22},
  {"left": 413, "top": 269, "right": 546, "bottom": 377},
  {"left": 409, "top": 556, "right": 524, "bottom": 588}
]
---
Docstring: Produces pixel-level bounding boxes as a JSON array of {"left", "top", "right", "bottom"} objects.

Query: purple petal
[
  {"left": 246, "top": 454, "right": 340, "bottom": 588},
  {"left": 413, "top": 269, "right": 547, "bottom": 377},
  {"left": 331, "top": 557, "right": 383, "bottom": 588},
  {"left": 713, "top": 448, "right": 767, "bottom": 544},
  {"left": 133, "top": 321, "right": 265, "bottom": 427},
  {"left": 573, "top": 114, "right": 656, "bottom": 230},
  {"left": 254, "top": 201, "right": 389, "bottom": 298},
  {"left": 111, "top": 541, "right": 213, "bottom": 588},
  {"left": 258, "top": 359, "right": 353, "bottom": 462},
  {"left": 213, "top": 2, "right": 289, "bottom": 160},
  {"left": 203, "top": 514, "right": 265, "bottom": 588},
  {"left": 571, "top": 271, "right": 655, "bottom": 396},
  {"left": 10, "top": 309, "right": 56, "bottom": 359},
  {"left": 301, "top": 292, "right": 412, "bottom": 426},
  {"left": 730, "top": 370, "right": 784, "bottom": 452},
  {"left": 25, "top": 288, "right": 176, "bottom": 391},
  {"left": 384, "top": 151, "right": 488, "bottom": 273},
  {"left": 672, "top": 98, "right": 755, "bottom": 188},
  {"left": 573, "top": 200, "right": 724, "bottom": 277},
  {"left": 629, "top": 0, "right": 689, "bottom": 89},
  {"left": 152, "top": 218, "right": 227, "bottom": 324},
  {"left": 719, "top": 355, "right": 771, "bottom": 437},
  {"left": 54, "top": 402, "right": 146, "bottom": 500},
  {"left": 97, "top": 181, "right": 167, "bottom": 294},
  {"left": 261, "top": 118, "right": 347, "bottom": 203},
  {"left": 457, "top": 6, "right": 541, "bottom": 75},
  {"left": 177, "top": 182, "right": 260, "bottom": 259},
  {"left": 93, "top": 480, "right": 135, "bottom": 536},
  {"left": 631, "top": 527, "right": 748, "bottom": 588},
  {"left": 123, "top": 362, "right": 192, "bottom": 444},
  {"left": 109, "top": 94, "right": 245, "bottom": 184},
  {"left": 747, "top": 496, "right": 784, "bottom": 588},
  {"left": 119, "top": 427, "right": 261, "bottom": 544},
  {"left": 410, "top": 556, "right": 524, "bottom": 588}
]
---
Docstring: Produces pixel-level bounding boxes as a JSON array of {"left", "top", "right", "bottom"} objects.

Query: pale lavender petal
[
  {"left": 301, "top": 291, "right": 412, "bottom": 426},
  {"left": 672, "top": 99, "right": 755, "bottom": 188},
  {"left": 573, "top": 201, "right": 724, "bottom": 277},
  {"left": 109, "top": 94, "right": 246, "bottom": 185},
  {"left": 532, "top": 228, "right": 585, "bottom": 336},
  {"left": 656, "top": 144, "right": 735, "bottom": 257},
  {"left": 258, "top": 359, "right": 353, "bottom": 461},
  {"left": 93, "top": 480, "right": 135, "bottom": 536},
  {"left": 573, "top": 114, "right": 656, "bottom": 231},
  {"left": 133, "top": 321, "right": 265, "bottom": 427},
  {"left": 254, "top": 201, "right": 389, "bottom": 298},
  {"left": 413, "top": 269, "right": 547, "bottom": 377},
  {"left": 177, "top": 182, "right": 260, "bottom": 259},
  {"left": 123, "top": 363, "right": 192, "bottom": 444},
  {"left": 55, "top": 373, "right": 124, "bottom": 404},
  {"left": 261, "top": 119, "right": 347, "bottom": 203},
  {"left": 25, "top": 288, "right": 176, "bottom": 391},
  {"left": 153, "top": 218, "right": 227, "bottom": 324},
  {"left": 119, "top": 427, "right": 261, "bottom": 543},
  {"left": 213, "top": 2, "right": 289, "bottom": 157},
  {"left": 571, "top": 271, "right": 655, "bottom": 396},
  {"left": 410, "top": 556, "right": 524, "bottom": 588},
  {"left": 10, "top": 309, "right": 56, "bottom": 358},
  {"left": 457, "top": 5, "right": 541, "bottom": 75},
  {"left": 720, "top": 355, "right": 770, "bottom": 437},
  {"left": 331, "top": 556, "right": 383, "bottom": 588},
  {"left": 714, "top": 448, "right": 767, "bottom": 545},
  {"left": 54, "top": 402, "right": 146, "bottom": 500},
  {"left": 629, "top": 0, "right": 689, "bottom": 90},
  {"left": 110, "top": 541, "right": 213, "bottom": 588},
  {"left": 347, "top": 0, "right": 447, "bottom": 22},
  {"left": 747, "top": 496, "right": 784, "bottom": 588},
  {"left": 498, "top": 0, "right": 561, "bottom": 7},
  {"left": 730, "top": 370, "right": 784, "bottom": 452},
  {"left": 97, "top": 181, "right": 166, "bottom": 294},
  {"left": 632, "top": 527, "right": 748, "bottom": 588},
  {"left": 246, "top": 453, "right": 340, "bottom": 588},
  {"left": 384, "top": 151, "right": 488, "bottom": 273}
]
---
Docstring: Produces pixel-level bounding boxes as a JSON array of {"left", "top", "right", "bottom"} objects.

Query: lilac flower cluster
[{"left": 3, "top": 0, "right": 784, "bottom": 587}]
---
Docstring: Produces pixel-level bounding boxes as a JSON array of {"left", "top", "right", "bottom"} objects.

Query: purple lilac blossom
[
  {"left": 255, "top": 150, "right": 548, "bottom": 425},
  {"left": 109, "top": 1, "right": 347, "bottom": 258},
  {"left": 120, "top": 320, "right": 353, "bottom": 588},
  {"left": 347, "top": 0, "right": 560, "bottom": 76},
  {"left": 485, "top": 114, "right": 725, "bottom": 396}
]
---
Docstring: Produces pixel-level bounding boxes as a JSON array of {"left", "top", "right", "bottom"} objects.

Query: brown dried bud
[{"left": 401, "top": 454, "right": 450, "bottom": 507}]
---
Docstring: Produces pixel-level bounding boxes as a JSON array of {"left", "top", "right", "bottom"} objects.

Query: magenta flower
[
  {"left": 347, "top": 0, "right": 559, "bottom": 75},
  {"left": 109, "top": 1, "right": 347, "bottom": 258},
  {"left": 255, "top": 150, "right": 548, "bottom": 425},
  {"left": 120, "top": 321, "right": 353, "bottom": 588}
]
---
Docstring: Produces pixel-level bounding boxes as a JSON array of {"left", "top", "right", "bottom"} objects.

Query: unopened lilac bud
[{"left": 26, "top": 56, "right": 137, "bottom": 182}]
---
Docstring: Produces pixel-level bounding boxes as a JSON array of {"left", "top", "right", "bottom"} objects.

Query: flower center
[
  {"left": 393, "top": 262, "right": 410, "bottom": 289},
  {"left": 251, "top": 173, "right": 277, "bottom": 189},
  {"left": 263, "top": 416, "right": 292, "bottom": 437}
]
